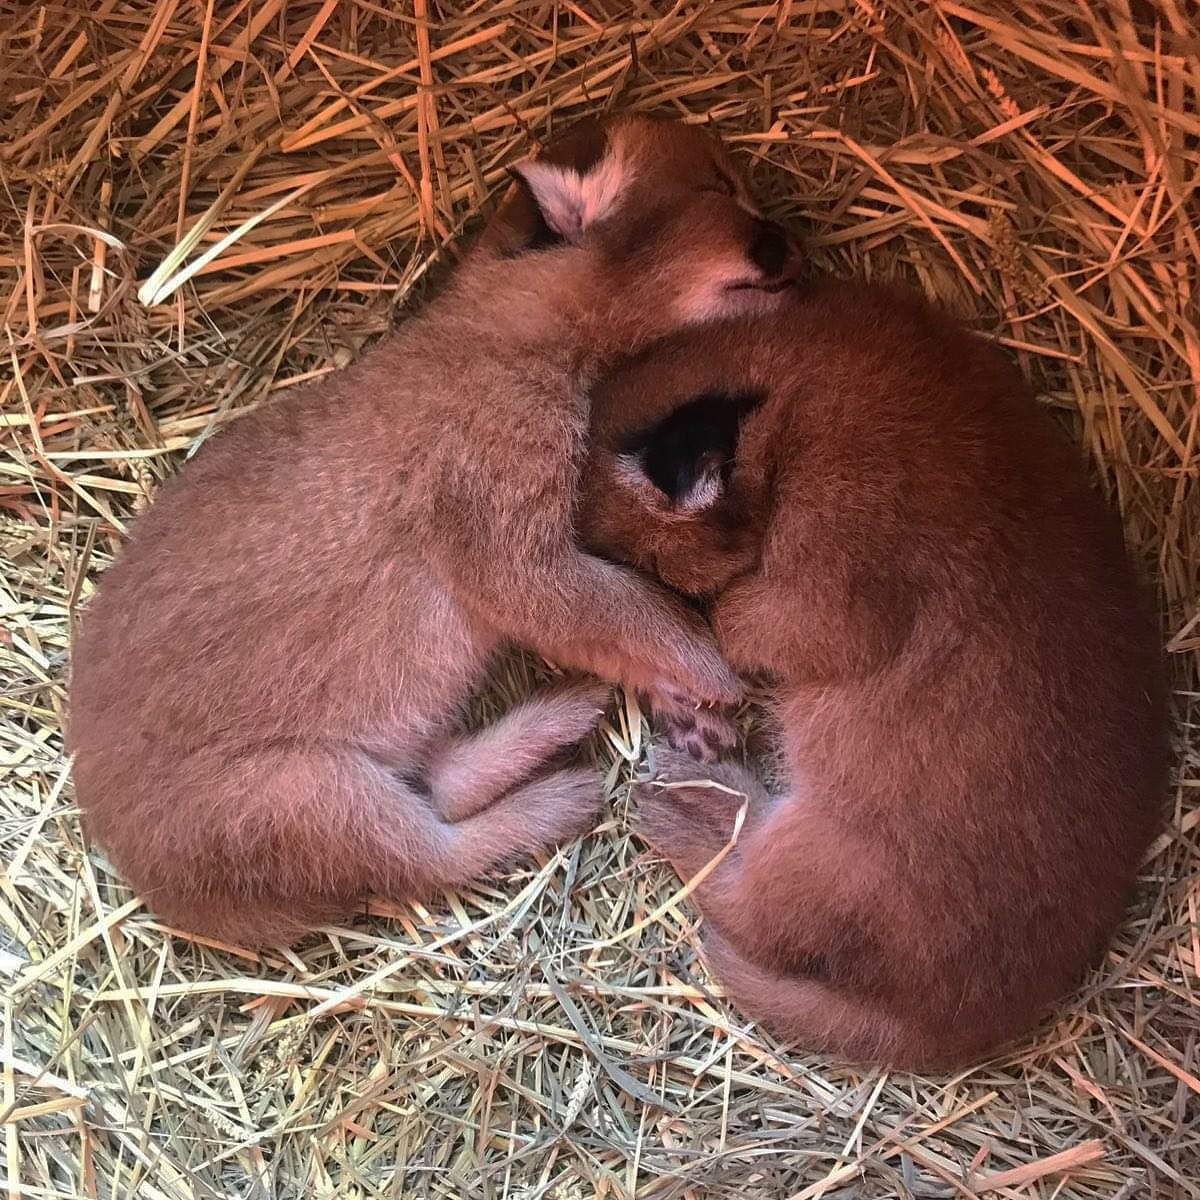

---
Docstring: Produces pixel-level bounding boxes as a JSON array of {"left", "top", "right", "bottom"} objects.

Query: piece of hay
[{"left": 2, "top": 3, "right": 1196, "bottom": 1196}]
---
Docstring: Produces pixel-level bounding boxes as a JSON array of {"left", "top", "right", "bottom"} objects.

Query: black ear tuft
[
  {"left": 621, "top": 391, "right": 766, "bottom": 506},
  {"left": 538, "top": 116, "right": 608, "bottom": 178}
]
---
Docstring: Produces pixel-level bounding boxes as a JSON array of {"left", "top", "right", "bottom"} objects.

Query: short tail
[{"left": 701, "top": 931, "right": 935, "bottom": 1069}]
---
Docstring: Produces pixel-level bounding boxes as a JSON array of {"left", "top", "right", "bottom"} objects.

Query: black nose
[{"left": 748, "top": 219, "right": 789, "bottom": 278}]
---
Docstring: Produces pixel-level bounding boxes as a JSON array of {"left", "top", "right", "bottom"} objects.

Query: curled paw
[
  {"left": 643, "top": 746, "right": 757, "bottom": 806},
  {"left": 644, "top": 689, "right": 740, "bottom": 762}
]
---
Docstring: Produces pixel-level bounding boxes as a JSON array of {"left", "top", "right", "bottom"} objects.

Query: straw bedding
[{"left": 2, "top": 2, "right": 1197, "bottom": 1196}]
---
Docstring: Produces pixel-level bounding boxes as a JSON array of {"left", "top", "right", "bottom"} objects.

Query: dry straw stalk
[{"left": 2, "top": 2, "right": 1197, "bottom": 1197}]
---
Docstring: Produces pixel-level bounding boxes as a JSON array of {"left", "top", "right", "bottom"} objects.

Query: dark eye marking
[{"left": 541, "top": 116, "right": 608, "bottom": 176}]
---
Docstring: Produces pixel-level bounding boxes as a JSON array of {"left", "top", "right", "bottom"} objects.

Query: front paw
[
  {"left": 644, "top": 689, "right": 740, "bottom": 762},
  {"left": 665, "top": 628, "right": 743, "bottom": 707},
  {"left": 693, "top": 654, "right": 744, "bottom": 708}
]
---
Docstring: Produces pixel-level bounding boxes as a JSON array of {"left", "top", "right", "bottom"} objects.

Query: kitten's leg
[
  {"left": 455, "top": 550, "right": 741, "bottom": 708},
  {"left": 147, "top": 746, "right": 603, "bottom": 946},
  {"left": 426, "top": 679, "right": 611, "bottom": 823},
  {"left": 538, "top": 648, "right": 739, "bottom": 761},
  {"left": 633, "top": 748, "right": 770, "bottom": 878},
  {"left": 540, "top": 644, "right": 740, "bottom": 761},
  {"left": 631, "top": 748, "right": 888, "bottom": 969},
  {"left": 630, "top": 751, "right": 927, "bottom": 1065},
  {"left": 430, "top": 765, "right": 605, "bottom": 878}
]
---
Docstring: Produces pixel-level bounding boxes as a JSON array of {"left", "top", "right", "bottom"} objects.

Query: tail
[{"left": 702, "top": 932, "right": 944, "bottom": 1069}]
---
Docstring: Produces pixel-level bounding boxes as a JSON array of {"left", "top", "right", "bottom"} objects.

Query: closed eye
[{"left": 698, "top": 170, "right": 737, "bottom": 197}]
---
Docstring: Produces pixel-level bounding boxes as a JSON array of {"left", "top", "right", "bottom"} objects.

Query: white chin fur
[{"left": 684, "top": 285, "right": 789, "bottom": 324}]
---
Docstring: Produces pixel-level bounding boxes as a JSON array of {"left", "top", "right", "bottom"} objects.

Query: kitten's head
[{"left": 481, "top": 114, "right": 802, "bottom": 330}]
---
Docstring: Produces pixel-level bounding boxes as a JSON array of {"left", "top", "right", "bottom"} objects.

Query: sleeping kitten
[
  {"left": 69, "top": 115, "right": 799, "bottom": 945},
  {"left": 580, "top": 278, "right": 1167, "bottom": 1068}
]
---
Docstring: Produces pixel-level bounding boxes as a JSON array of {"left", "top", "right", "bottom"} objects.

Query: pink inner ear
[
  {"left": 512, "top": 160, "right": 585, "bottom": 240},
  {"left": 577, "top": 154, "right": 627, "bottom": 227},
  {"left": 612, "top": 454, "right": 667, "bottom": 505},
  {"left": 513, "top": 153, "right": 628, "bottom": 241},
  {"left": 678, "top": 461, "right": 724, "bottom": 513}
]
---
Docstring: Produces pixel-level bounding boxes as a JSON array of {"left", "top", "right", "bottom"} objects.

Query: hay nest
[{"left": 2, "top": 3, "right": 1197, "bottom": 1197}]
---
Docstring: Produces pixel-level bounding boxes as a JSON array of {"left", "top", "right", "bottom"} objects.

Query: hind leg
[
  {"left": 633, "top": 748, "right": 771, "bottom": 880},
  {"left": 426, "top": 679, "right": 611, "bottom": 822},
  {"left": 442, "top": 766, "right": 605, "bottom": 879},
  {"left": 630, "top": 761, "right": 924, "bottom": 1063},
  {"left": 633, "top": 752, "right": 895, "bottom": 976},
  {"left": 143, "top": 747, "right": 604, "bottom": 946}
]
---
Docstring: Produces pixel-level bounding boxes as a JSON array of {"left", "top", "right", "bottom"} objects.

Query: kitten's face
[{"left": 481, "top": 114, "right": 802, "bottom": 330}]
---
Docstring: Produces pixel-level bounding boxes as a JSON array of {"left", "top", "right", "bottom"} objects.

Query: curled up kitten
[
  {"left": 68, "top": 114, "right": 799, "bottom": 946},
  {"left": 580, "top": 279, "right": 1168, "bottom": 1068}
]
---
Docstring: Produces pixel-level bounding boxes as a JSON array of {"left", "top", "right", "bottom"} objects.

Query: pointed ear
[
  {"left": 508, "top": 151, "right": 628, "bottom": 244},
  {"left": 612, "top": 449, "right": 727, "bottom": 514}
]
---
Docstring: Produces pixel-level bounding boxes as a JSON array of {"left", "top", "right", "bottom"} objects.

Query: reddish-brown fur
[
  {"left": 68, "top": 115, "right": 799, "bottom": 945},
  {"left": 580, "top": 279, "right": 1168, "bottom": 1068}
]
